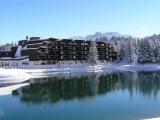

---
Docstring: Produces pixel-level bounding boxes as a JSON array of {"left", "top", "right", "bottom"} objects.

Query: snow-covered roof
[
  {"left": 27, "top": 42, "right": 43, "bottom": 46},
  {"left": 39, "top": 46, "right": 49, "bottom": 48},
  {"left": 23, "top": 48, "right": 39, "bottom": 50},
  {"left": 0, "top": 56, "right": 29, "bottom": 61},
  {"left": 43, "top": 41, "right": 50, "bottom": 43},
  {"left": 1, "top": 57, "right": 12, "bottom": 59}
]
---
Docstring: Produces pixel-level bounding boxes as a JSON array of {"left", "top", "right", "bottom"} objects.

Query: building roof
[
  {"left": 39, "top": 46, "right": 49, "bottom": 49},
  {"left": 0, "top": 56, "right": 29, "bottom": 61},
  {"left": 23, "top": 48, "right": 39, "bottom": 50}
]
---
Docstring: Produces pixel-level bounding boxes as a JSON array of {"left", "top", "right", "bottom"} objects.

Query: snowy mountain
[{"left": 71, "top": 32, "right": 130, "bottom": 40}]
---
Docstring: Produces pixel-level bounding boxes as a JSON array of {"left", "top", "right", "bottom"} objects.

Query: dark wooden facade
[
  {"left": 0, "top": 37, "right": 117, "bottom": 62},
  {"left": 21, "top": 37, "right": 117, "bottom": 62}
]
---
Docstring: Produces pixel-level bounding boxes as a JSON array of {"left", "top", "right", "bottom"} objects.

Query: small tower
[{"left": 26, "top": 36, "right": 29, "bottom": 40}]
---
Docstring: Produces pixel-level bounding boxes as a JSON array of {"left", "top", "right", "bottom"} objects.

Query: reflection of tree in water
[
  {"left": 117, "top": 71, "right": 138, "bottom": 96},
  {"left": 116, "top": 71, "right": 160, "bottom": 98},
  {"left": 137, "top": 71, "right": 160, "bottom": 97},
  {"left": 12, "top": 73, "right": 119, "bottom": 105},
  {"left": 12, "top": 70, "right": 160, "bottom": 104},
  {"left": 98, "top": 73, "right": 119, "bottom": 95}
]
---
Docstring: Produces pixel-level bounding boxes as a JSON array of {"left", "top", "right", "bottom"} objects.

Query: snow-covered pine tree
[
  {"left": 133, "top": 39, "right": 139, "bottom": 64},
  {"left": 87, "top": 41, "right": 99, "bottom": 65},
  {"left": 155, "top": 38, "right": 160, "bottom": 63},
  {"left": 108, "top": 41, "right": 117, "bottom": 62},
  {"left": 126, "top": 38, "right": 137, "bottom": 63},
  {"left": 0, "top": 42, "right": 17, "bottom": 51},
  {"left": 119, "top": 41, "right": 126, "bottom": 62},
  {"left": 156, "top": 47, "right": 160, "bottom": 63},
  {"left": 137, "top": 38, "right": 155, "bottom": 63},
  {"left": 149, "top": 35, "right": 160, "bottom": 62},
  {"left": 114, "top": 41, "right": 121, "bottom": 62}
]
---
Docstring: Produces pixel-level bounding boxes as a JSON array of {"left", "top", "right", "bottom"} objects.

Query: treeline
[
  {"left": 0, "top": 42, "right": 17, "bottom": 51},
  {"left": 97, "top": 34, "right": 160, "bottom": 64}
]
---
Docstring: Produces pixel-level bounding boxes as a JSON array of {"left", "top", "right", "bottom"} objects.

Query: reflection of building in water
[
  {"left": 12, "top": 73, "right": 119, "bottom": 104},
  {"left": 12, "top": 71, "right": 160, "bottom": 105}
]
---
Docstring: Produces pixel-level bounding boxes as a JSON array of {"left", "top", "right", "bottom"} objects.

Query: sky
[{"left": 1, "top": 0, "right": 160, "bottom": 43}]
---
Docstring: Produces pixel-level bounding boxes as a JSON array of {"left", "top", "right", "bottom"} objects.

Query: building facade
[
  {"left": 0, "top": 37, "right": 118, "bottom": 66},
  {"left": 20, "top": 37, "right": 117, "bottom": 64}
]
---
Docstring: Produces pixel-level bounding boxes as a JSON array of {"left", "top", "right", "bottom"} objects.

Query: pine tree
[
  {"left": 149, "top": 35, "right": 160, "bottom": 62},
  {"left": 138, "top": 39, "right": 155, "bottom": 63},
  {"left": 114, "top": 41, "right": 121, "bottom": 62},
  {"left": 119, "top": 42, "right": 126, "bottom": 62},
  {"left": 126, "top": 38, "right": 137, "bottom": 63},
  {"left": 156, "top": 48, "right": 160, "bottom": 63},
  {"left": 87, "top": 41, "right": 99, "bottom": 65},
  {"left": 108, "top": 41, "right": 117, "bottom": 62}
]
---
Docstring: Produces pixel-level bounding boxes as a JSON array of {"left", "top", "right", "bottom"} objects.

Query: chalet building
[{"left": 0, "top": 36, "right": 118, "bottom": 66}]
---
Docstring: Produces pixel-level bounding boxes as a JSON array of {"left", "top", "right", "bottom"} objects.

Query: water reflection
[{"left": 12, "top": 71, "right": 160, "bottom": 104}]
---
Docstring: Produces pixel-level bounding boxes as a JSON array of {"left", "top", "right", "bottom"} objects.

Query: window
[{"left": 22, "top": 62, "right": 29, "bottom": 65}]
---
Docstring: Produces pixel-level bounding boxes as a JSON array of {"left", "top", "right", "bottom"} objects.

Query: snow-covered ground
[
  {"left": 0, "top": 68, "right": 30, "bottom": 84},
  {"left": 1, "top": 63, "right": 160, "bottom": 92},
  {"left": 143, "top": 118, "right": 160, "bottom": 120},
  {"left": 1, "top": 63, "right": 160, "bottom": 83},
  {"left": 103, "top": 63, "right": 160, "bottom": 71},
  {"left": 0, "top": 83, "right": 29, "bottom": 96},
  {"left": 20, "top": 63, "right": 160, "bottom": 75}
]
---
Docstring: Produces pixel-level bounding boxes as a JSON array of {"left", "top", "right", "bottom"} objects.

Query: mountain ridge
[{"left": 71, "top": 32, "right": 130, "bottom": 40}]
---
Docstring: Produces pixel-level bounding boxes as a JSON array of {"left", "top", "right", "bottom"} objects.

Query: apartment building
[
  {"left": 19, "top": 37, "right": 117, "bottom": 64},
  {"left": 0, "top": 37, "right": 118, "bottom": 66}
]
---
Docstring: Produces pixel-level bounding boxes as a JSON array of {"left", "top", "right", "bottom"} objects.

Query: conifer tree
[
  {"left": 138, "top": 39, "right": 155, "bottom": 63},
  {"left": 87, "top": 41, "right": 99, "bottom": 65},
  {"left": 126, "top": 38, "right": 137, "bottom": 63},
  {"left": 156, "top": 46, "right": 160, "bottom": 63}
]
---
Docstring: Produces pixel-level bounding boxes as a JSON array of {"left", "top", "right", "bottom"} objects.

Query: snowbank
[
  {"left": 143, "top": 118, "right": 160, "bottom": 120},
  {"left": 1, "top": 63, "right": 160, "bottom": 84},
  {"left": 0, "top": 83, "right": 29, "bottom": 96},
  {"left": 0, "top": 68, "right": 30, "bottom": 84},
  {"left": 21, "top": 63, "right": 160, "bottom": 74},
  {"left": 103, "top": 63, "right": 160, "bottom": 71}
]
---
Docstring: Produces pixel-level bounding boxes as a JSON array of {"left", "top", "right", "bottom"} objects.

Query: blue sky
[{"left": 1, "top": 0, "right": 160, "bottom": 43}]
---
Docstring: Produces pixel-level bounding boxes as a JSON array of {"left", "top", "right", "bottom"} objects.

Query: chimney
[{"left": 26, "top": 36, "right": 29, "bottom": 40}]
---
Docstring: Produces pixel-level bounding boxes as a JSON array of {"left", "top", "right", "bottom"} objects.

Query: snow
[
  {"left": 71, "top": 32, "right": 129, "bottom": 40},
  {"left": 0, "top": 56, "right": 28, "bottom": 60},
  {"left": 1, "top": 63, "right": 160, "bottom": 79},
  {"left": 143, "top": 118, "right": 160, "bottom": 120},
  {"left": 0, "top": 68, "right": 30, "bottom": 84},
  {"left": 1, "top": 63, "right": 160, "bottom": 95},
  {"left": 87, "top": 41, "right": 99, "bottom": 65},
  {"left": 0, "top": 83, "right": 29, "bottom": 96},
  {"left": 15, "top": 46, "right": 22, "bottom": 57}
]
